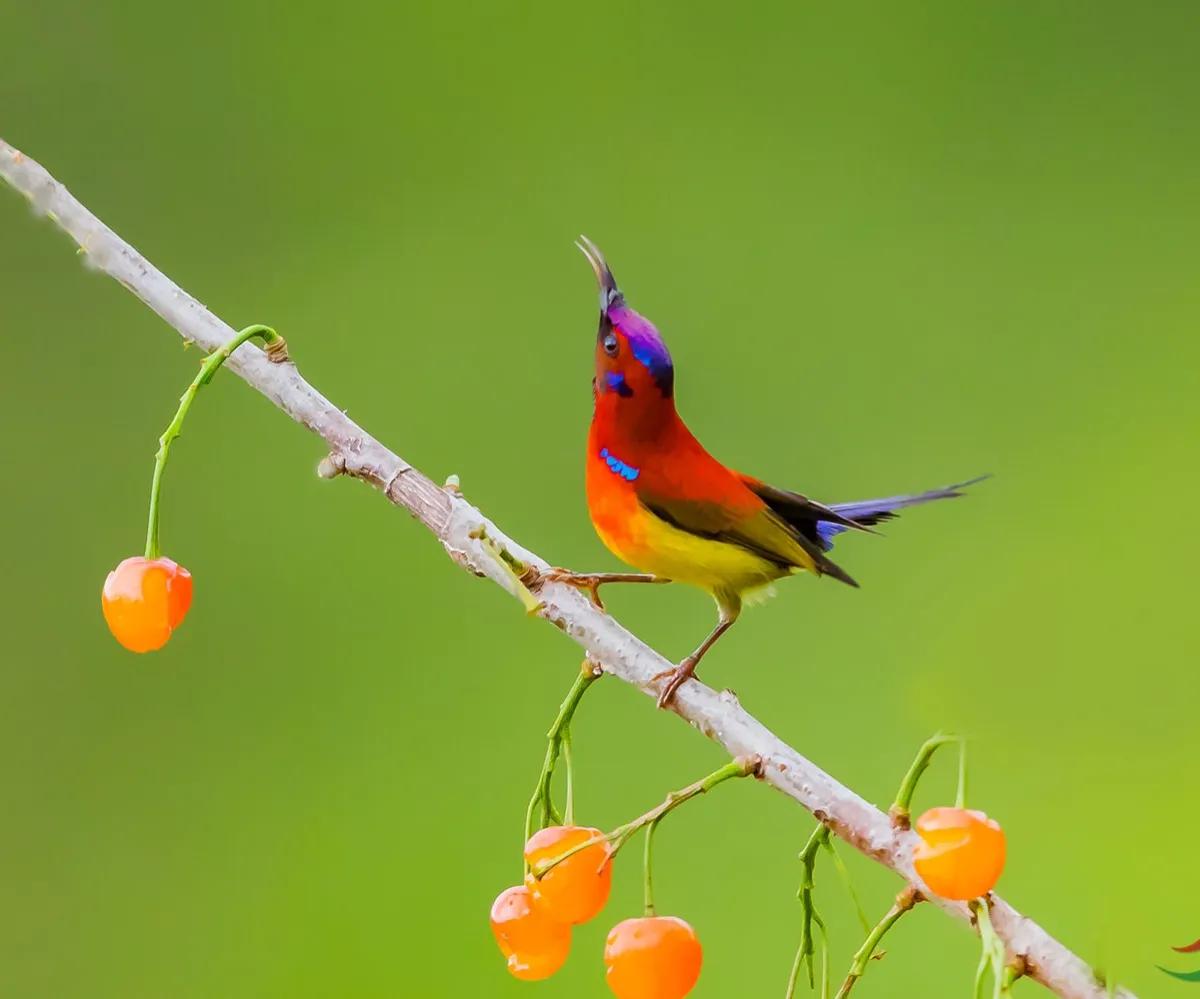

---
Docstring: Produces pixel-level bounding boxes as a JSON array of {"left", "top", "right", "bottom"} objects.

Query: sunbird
[{"left": 548, "top": 237, "right": 983, "bottom": 708}]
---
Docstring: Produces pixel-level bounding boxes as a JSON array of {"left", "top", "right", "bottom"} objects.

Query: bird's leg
[
  {"left": 653, "top": 604, "right": 740, "bottom": 709},
  {"left": 536, "top": 568, "right": 669, "bottom": 612}
]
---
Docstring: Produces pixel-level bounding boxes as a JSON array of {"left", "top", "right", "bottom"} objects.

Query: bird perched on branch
[{"left": 544, "top": 237, "right": 984, "bottom": 708}]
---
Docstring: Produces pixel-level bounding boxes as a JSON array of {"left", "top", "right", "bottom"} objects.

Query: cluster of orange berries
[{"left": 490, "top": 825, "right": 702, "bottom": 999}]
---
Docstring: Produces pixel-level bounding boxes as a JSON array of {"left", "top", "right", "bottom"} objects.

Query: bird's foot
[
  {"left": 536, "top": 568, "right": 609, "bottom": 610},
  {"left": 653, "top": 656, "right": 699, "bottom": 709},
  {"left": 535, "top": 569, "right": 668, "bottom": 612}
]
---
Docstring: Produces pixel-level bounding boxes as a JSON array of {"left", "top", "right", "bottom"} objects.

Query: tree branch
[{"left": 0, "top": 138, "right": 1133, "bottom": 999}]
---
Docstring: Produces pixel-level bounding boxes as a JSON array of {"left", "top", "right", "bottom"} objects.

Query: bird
[{"left": 544, "top": 236, "right": 984, "bottom": 709}]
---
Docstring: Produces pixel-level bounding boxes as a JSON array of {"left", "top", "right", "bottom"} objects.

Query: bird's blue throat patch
[
  {"left": 605, "top": 371, "right": 633, "bottom": 397},
  {"left": 599, "top": 446, "right": 640, "bottom": 481}
]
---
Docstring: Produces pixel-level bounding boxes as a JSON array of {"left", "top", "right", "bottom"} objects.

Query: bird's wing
[
  {"left": 636, "top": 487, "right": 858, "bottom": 586},
  {"left": 741, "top": 478, "right": 874, "bottom": 535}
]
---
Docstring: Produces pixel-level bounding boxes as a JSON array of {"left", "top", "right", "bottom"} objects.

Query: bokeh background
[{"left": 3, "top": 3, "right": 1198, "bottom": 996}]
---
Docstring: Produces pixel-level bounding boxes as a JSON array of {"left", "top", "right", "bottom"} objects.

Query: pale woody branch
[{"left": 0, "top": 138, "right": 1133, "bottom": 999}]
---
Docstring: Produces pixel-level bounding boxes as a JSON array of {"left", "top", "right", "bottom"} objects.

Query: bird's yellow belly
[{"left": 589, "top": 487, "right": 787, "bottom": 596}]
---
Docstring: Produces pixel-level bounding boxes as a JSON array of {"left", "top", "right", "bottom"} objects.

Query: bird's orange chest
[{"left": 585, "top": 426, "right": 646, "bottom": 562}]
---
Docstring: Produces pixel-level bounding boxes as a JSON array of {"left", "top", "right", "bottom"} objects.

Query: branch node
[
  {"left": 382, "top": 465, "right": 410, "bottom": 498},
  {"left": 316, "top": 453, "right": 346, "bottom": 479},
  {"left": 1007, "top": 954, "right": 1029, "bottom": 981},
  {"left": 263, "top": 334, "right": 290, "bottom": 363},
  {"left": 518, "top": 562, "right": 542, "bottom": 589}
]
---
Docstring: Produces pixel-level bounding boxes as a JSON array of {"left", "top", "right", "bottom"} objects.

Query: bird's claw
[
  {"left": 537, "top": 568, "right": 606, "bottom": 611},
  {"left": 652, "top": 657, "right": 699, "bottom": 709}
]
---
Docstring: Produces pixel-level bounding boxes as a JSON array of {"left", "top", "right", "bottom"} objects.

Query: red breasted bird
[{"left": 545, "top": 237, "right": 984, "bottom": 708}]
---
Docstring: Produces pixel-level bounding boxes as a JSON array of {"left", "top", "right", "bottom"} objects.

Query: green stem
[
  {"left": 1000, "top": 961, "right": 1025, "bottom": 992},
  {"left": 889, "top": 732, "right": 960, "bottom": 828},
  {"left": 974, "top": 945, "right": 991, "bottom": 999},
  {"left": 786, "top": 908, "right": 830, "bottom": 999},
  {"left": 787, "top": 909, "right": 831, "bottom": 999},
  {"left": 821, "top": 834, "right": 871, "bottom": 934},
  {"left": 785, "top": 933, "right": 805, "bottom": 999},
  {"left": 972, "top": 899, "right": 1008, "bottom": 999},
  {"left": 817, "top": 915, "right": 830, "bottom": 999},
  {"left": 143, "top": 324, "right": 283, "bottom": 559},
  {"left": 834, "top": 886, "right": 921, "bottom": 999},
  {"left": 523, "top": 661, "right": 601, "bottom": 868},
  {"left": 785, "top": 823, "right": 830, "bottom": 996},
  {"left": 532, "top": 755, "right": 760, "bottom": 879},
  {"left": 643, "top": 815, "right": 661, "bottom": 916},
  {"left": 469, "top": 528, "right": 542, "bottom": 613},
  {"left": 562, "top": 727, "right": 575, "bottom": 825}
]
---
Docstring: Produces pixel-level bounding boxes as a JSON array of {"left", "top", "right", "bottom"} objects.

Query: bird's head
[{"left": 577, "top": 236, "right": 674, "bottom": 401}]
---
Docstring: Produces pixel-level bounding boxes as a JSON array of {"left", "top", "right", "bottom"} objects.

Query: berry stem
[
  {"left": 562, "top": 727, "right": 575, "bottom": 825},
  {"left": 834, "top": 885, "right": 921, "bottom": 999},
  {"left": 889, "top": 732, "right": 961, "bottom": 829},
  {"left": 143, "top": 324, "right": 285, "bottom": 559},
  {"left": 642, "top": 815, "right": 662, "bottom": 916},
  {"left": 532, "top": 755, "right": 761, "bottom": 880},
  {"left": 523, "top": 659, "right": 601, "bottom": 868}
]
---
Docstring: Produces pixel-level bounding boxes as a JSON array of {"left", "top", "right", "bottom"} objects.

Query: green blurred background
[{"left": 3, "top": 3, "right": 1198, "bottom": 996}]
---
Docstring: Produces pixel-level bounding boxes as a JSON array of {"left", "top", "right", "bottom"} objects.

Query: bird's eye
[{"left": 603, "top": 332, "right": 619, "bottom": 356}]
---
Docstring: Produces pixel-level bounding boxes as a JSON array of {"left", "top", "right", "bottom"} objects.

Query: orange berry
[
  {"left": 912, "top": 806, "right": 1006, "bottom": 901},
  {"left": 604, "top": 916, "right": 702, "bottom": 999},
  {"left": 101, "top": 556, "right": 193, "bottom": 653},
  {"left": 489, "top": 884, "right": 571, "bottom": 981},
  {"left": 524, "top": 825, "right": 612, "bottom": 925}
]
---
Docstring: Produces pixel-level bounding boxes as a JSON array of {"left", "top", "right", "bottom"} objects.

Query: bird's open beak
[{"left": 575, "top": 234, "right": 621, "bottom": 308}]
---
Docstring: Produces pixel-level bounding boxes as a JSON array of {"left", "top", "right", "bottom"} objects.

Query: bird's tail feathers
[{"left": 817, "top": 474, "right": 990, "bottom": 550}]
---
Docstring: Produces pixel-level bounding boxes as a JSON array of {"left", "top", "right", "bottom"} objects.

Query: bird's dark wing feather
[
  {"left": 638, "top": 490, "right": 859, "bottom": 586},
  {"left": 742, "top": 479, "right": 875, "bottom": 534}
]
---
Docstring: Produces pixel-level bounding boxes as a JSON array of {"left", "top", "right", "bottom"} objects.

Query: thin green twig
[
  {"left": 972, "top": 899, "right": 1010, "bottom": 999},
  {"left": 889, "top": 732, "right": 961, "bottom": 828},
  {"left": 144, "top": 324, "right": 284, "bottom": 559},
  {"left": 523, "top": 661, "right": 601, "bottom": 870},
  {"left": 643, "top": 815, "right": 662, "bottom": 915},
  {"left": 821, "top": 834, "right": 872, "bottom": 934},
  {"left": 469, "top": 528, "right": 542, "bottom": 613},
  {"left": 531, "top": 755, "right": 761, "bottom": 879},
  {"left": 785, "top": 823, "right": 830, "bottom": 996},
  {"left": 834, "top": 886, "right": 922, "bottom": 998},
  {"left": 562, "top": 727, "right": 575, "bottom": 825}
]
